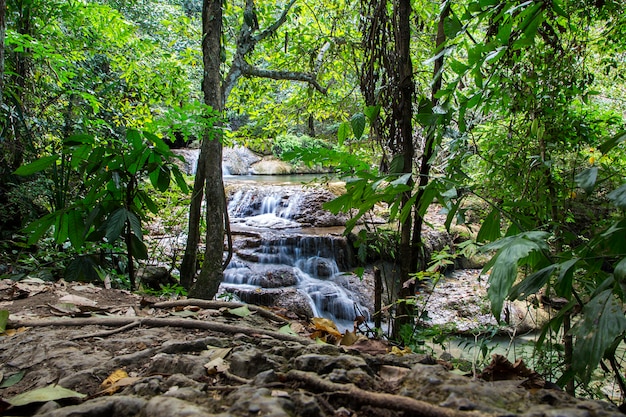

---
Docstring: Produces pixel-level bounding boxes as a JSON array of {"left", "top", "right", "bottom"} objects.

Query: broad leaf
[
  {"left": 364, "top": 105, "right": 380, "bottom": 123},
  {"left": 64, "top": 133, "right": 94, "bottom": 146},
  {"left": 0, "top": 310, "right": 8, "bottom": 332},
  {"left": 172, "top": 166, "right": 190, "bottom": 194},
  {"left": 337, "top": 122, "right": 350, "bottom": 145},
  {"left": 25, "top": 214, "right": 56, "bottom": 245},
  {"left": 572, "top": 290, "right": 626, "bottom": 383},
  {"left": 615, "top": 257, "right": 626, "bottom": 282},
  {"left": 574, "top": 167, "right": 598, "bottom": 193},
  {"left": 351, "top": 113, "right": 366, "bottom": 140},
  {"left": 508, "top": 264, "right": 556, "bottom": 301},
  {"left": 106, "top": 208, "right": 127, "bottom": 243},
  {"left": 127, "top": 129, "right": 143, "bottom": 150},
  {"left": 126, "top": 211, "right": 143, "bottom": 240},
  {"left": 7, "top": 384, "right": 86, "bottom": 406},
  {"left": 608, "top": 184, "right": 626, "bottom": 210},
  {"left": 599, "top": 131, "right": 626, "bottom": 155},
  {"left": 65, "top": 255, "right": 99, "bottom": 282},
  {"left": 0, "top": 370, "right": 25, "bottom": 388},
  {"left": 555, "top": 257, "right": 579, "bottom": 297},
  {"left": 485, "top": 235, "right": 548, "bottom": 319},
  {"left": 14, "top": 155, "right": 58, "bottom": 176},
  {"left": 67, "top": 209, "right": 85, "bottom": 249},
  {"left": 227, "top": 305, "right": 251, "bottom": 318},
  {"left": 476, "top": 208, "right": 501, "bottom": 243},
  {"left": 129, "top": 235, "right": 148, "bottom": 260}
]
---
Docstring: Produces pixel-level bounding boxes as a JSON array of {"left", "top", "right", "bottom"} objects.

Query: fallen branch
[
  {"left": 70, "top": 321, "right": 141, "bottom": 340},
  {"left": 151, "top": 299, "right": 290, "bottom": 324},
  {"left": 9, "top": 317, "right": 311, "bottom": 345},
  {"left": 283, "top": 370, "right": 494, "bottom": 417}
]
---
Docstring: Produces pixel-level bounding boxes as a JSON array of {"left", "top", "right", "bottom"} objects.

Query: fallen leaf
[
  {"left": 170, "top": 310, "right": 198, "bottom": 318},
  {"left": 48, "top": 303, "right": 81, "bottom": 315},
  {"left": 226, "top": 305, "right": 251, "bottom": 318},
  {"left": 97, "top": 377, "right": 141, "bottom": 395},
  {"left": 101, "top": 369, "right": 130, "bottom": 390},
  {"left": 7, "top": 384, "right": 85, "bottom": 406},
  {"left": 58, "top": 294, "right": 97, "bottom": 307},
  {"left": 278, "top": 323, "right": 298, "bottom": 336},
  {"left": 0, "top": 370, "right": 25, "bottom": 388},
  {"left": 340, "top": 329, "right": 358, "bottom": 346},
  {"left": 204, "top": 357, "right": 230, "bottom": 375},
  {"left": 389, "top": 346, "right": 412, "bottom": 356},
  {"left": 343, "top": 338, "right": 389, "bottom": 355},
  {"left": 203, "top": 346, "right": 232, "bottom": 360},
  {"left": 271, "top": 390, "right": 290, "bottom": 398},
  {"left": 311, "top": 317, "right": 342, "bottom": 340},
  {"left": 0, "top": 310, "right": 8, "bottom": 332}
]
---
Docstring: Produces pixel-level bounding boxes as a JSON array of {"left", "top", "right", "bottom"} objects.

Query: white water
[{"left": 222, "top": 186, "right": 369, "bottom": 331}]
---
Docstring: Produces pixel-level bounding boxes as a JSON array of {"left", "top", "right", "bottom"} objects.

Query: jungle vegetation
[{"left": 1, "top": 0, "right": 625, "bottom": 403}]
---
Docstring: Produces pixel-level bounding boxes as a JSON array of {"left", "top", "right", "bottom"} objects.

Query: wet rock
[
  {"left": 250, "top": 158, "right": 294, "bottom": 175},
  {"left": 223, "top": 146, "right": 261, "bottom": 175}
]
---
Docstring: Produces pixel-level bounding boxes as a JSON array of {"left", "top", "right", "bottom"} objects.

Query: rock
[
  {"left": 142, "top": 396, "right": 215, "bottom": 417},
  {"left": 223, "top": 146, "right": 261, "bottom": 175},
  {"left": 250, "top": 158, "right": 294, "bottom": 175},
  {"left": 35, "top": 395, "right": 147, "bottom": 417},
  {"left": 136, "top": 266, "right": 176, "bottom": 290}
]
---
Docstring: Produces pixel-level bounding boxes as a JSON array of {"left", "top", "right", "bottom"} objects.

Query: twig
[
  {"left": 283, "top": 370, "right": 494, "bottom": 417},
  {"left": 9, "top": 316, "right": 311, "bottom": 345},
  {"left": 151, "top": 299, "right": 290, "bottom": 324},
  {"left": 70, "top": 321, "right": 141, "bottom": 340}
]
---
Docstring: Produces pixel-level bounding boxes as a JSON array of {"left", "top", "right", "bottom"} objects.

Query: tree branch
[
  {"left": 241, "top": 61, "right": 328, "bottom": 94},
  {"left": 253, "top": 0, "right": 297, "bottom": 43}
]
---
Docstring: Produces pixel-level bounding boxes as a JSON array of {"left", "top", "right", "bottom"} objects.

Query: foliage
[{"left": 14, "top": 129, "right": 189, "bottom": 288}]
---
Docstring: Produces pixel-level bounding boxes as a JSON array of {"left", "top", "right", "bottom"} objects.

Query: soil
[{"left": 0, "top": 278, "right": 624, "bottom": 417}]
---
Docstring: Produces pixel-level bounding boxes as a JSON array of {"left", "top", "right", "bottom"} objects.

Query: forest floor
[{"left": 1, "top": 278, "right": 624, "bottom": 417}]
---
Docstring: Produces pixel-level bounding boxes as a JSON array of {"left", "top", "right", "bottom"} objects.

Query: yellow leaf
[
  {"left": 340, "top": 330, "right": 358, "bottom": 346},
  {"left": 390, "top": 346, "right": 412, "bottom": 356},
  {"left": 100, "top": 369, "right": 129, "bottom": 390},
  {"left": 311, "top": 317, "right": 342, "bottom": 339},
  {"left": 589, "top": 156, "right": 595, "bottom": 165},
  {"left": 204, "top": 357, "right": 230, "bottom": 375}
]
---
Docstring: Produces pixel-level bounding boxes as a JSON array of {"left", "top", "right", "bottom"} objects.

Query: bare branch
[{"left": 241, "top": 61, "right": 328, "bottom": 94}]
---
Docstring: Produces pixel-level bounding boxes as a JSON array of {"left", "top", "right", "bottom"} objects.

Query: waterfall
[{"left": 222, "top": 183, "right": 370, "bottom": 331}]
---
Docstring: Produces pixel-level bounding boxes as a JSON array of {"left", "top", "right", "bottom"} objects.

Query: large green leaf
[
  {"left": 67, "top": 209, "right": 85, "bottom": 249},
  {"left": 7, "top": 384, "right": 86, "bottom": 406},
  {"left": 25, "top": 214, "right": 56, "bottom": 245},
  {"left": 129, "top": 234, "right": 148, "bottom": 260},
  {"left": 508, "top": 264, "right": 556, "bottom": 301},
  {"left": 106, "top": 208, "right": 127, "bottom": 243},
  {"left": 599, "top": 131, "right": 626, "bottom": 155},
  {"left": 574, "top": 167, "right": 598, "bottom": 193},
  {"left": 485, "top": 235, "right": 548, "bottom": 319},
  {"left": 126, "top": 211, "right": 143, "bottom": 240},
  {"left": 476, "top": 208, "right": 501, "bottom": 243},
  {"left": 14, "top": 155, "right": 58, "bottom": 176},
  {"left": 351, "top": 113, "right": 366, "bottom": 140},
  {"left": 572, "top": 290, "right": 626, "bottom": 382},
  {"left": 337, "top": 122, "right": 351, "bottom": 145},
  {"left": 150, "top": 166, "right": 171, "bottom": 192},
  {"left": 607, "top": 184, "right": 626, "bottom": 210}
]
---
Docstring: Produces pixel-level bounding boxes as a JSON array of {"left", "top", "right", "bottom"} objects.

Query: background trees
[{"left": 1, "top": 0, "right": 625, "bottom": 400}]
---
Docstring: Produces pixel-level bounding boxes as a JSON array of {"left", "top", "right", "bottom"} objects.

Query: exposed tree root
[
  {"left": 283, "top": 370, "right": 494, "bottom": 417},
  {"left": 9, "top": 316, "right": 311, "bottom": 345},
  {"left": 70, "top": 321, "right": 141, "bottom": 340},
  {"left": 151, "top": 299, "right": 290, "bottom": 324}
]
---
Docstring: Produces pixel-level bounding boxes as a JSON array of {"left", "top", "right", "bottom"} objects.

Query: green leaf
[
  {"left": 572, "top": 290, "right": 626, "bottom": 382},
  {"left": 0, "top": 310, "right": 8, "bottom": 332},
  {"left": 337, "top": 122, "right": 350, "bottom": 145},
  {"left": 227, "top": 305, "right": 251, "bottom": 318},
  {"left": 278, "top": 323, "right": 298, "bottom": 336},
  {"left": 7, "top": 384, "right": 86, "bottom": 406},
  {"left": 555, "top": 257, "right": 579, "bottom": 297},
  {"left": 364, "top": 105, "right": 380, "bottom": 123},
  {"left": 144, "top": 131, "right": 171, "bottom": 154},
  {"left": 443, "top": 14, "right": 463, "bottom": 38},
  {"left": 65, "top": 255, "right": 99, "bottom": 282},
  {"left": 64, "top": 133, "right": 94, "bottom": 146},
  {"left": 608, "top": 184, "right": 626, "bottom": 210},
  {"left": 508, "top": 264, "right": 556, "bottom": 301},
  {"left": 129, "top": 234, "right": 148, "bottom": 260},
  {"left": 14, "top": 155, "right": 58, "bottom": 176},
  {"left": 599, "top": 131, "right": 626, "bottom": 155},
  {"left": 574, "top": 167, "right": 598, "bottom": 193},
  {"left": 126, "top": 211, "right": 143, "bottom": 240},
  {"left": 0, "top": 370, "right": 25, "bottom": 388},
  {"left": 127, "top": 129, "right": 143, "bottom": 150},
  {"left": 172, "top": 166, "right": 190, "bottom": 194},
  {"left": 388, "top": 155, "right": 405, "bottom": 174},
  {"left": 614, "top": 258, "right": 626, "bottom": 281},
  {"left": 485, "top": 235, "right": 548, "bottom": 319},
  {"left": 24, "top": 214, "right": 56, "bottom": 245},
  {"left": 106, "top": 208, "right": 127, "bottom": 243},
  {"left": 351, "top": 113, "right": 366, "bottom": 140},
  {"left": 67, "top": 209, "right": 85, "bottom": 249},
  {"left": 150, "top": 166, "right": 171, "bottom": 192},
  {"left": 476, "top": 208, "right": 501, "bottom": 243}
]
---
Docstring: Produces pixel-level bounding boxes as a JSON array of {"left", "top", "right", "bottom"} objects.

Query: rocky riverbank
[{"left": 0, "top": 279, "right": 623, "bottom": 417}]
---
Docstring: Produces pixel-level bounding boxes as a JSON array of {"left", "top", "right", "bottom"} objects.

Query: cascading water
[{"left": 221, "top": 183, "right": 370, "bottom": 330}]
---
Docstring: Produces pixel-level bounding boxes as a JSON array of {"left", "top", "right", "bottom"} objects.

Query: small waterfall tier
[{"left": 221, "top": 182, "right": 370, "bottom": 330}]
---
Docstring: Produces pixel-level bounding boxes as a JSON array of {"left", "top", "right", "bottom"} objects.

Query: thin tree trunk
[
  {"left": 188, "top": 0, "right": 225, "bottom": 299},
  {"left": 391, "top": 0, "right": 415, "bottom": 339},
  {"left": 0, "top": 0, "right": 5, "bottom": 108}
]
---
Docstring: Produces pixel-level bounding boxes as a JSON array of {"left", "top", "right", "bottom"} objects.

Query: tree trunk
[
  {"left": 187, "top": 0, "right": 225, "bottom": 299},
  {"left": 0, "top": 0, "right": 5, "bottom": 108},
  {"left": 391, "top": 0, "right": 415, "bottom": 339}
]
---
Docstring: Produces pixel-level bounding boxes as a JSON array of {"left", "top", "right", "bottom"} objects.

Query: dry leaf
[
  {"left": 340, "top": 330, "right": 358, "bottom": 346},
  {"left": 7, "top": 384, "right": 85, "bottom": 406},
  {"left": 343, "top": 338, "right": 389, "bottom": 355},
  {"left": 389, "top": 346, "right": 412, "bottom": 356},
  {"left": 101, "top": 369, "right": 129, "bottom": 389},
  {"left": 271, "top": 390, "right": 290, "bottom": 398},
  {"left": 58, "top": 294, "right": 97, "bottom": 307},
  {"left": 311, "top": 317, "right": 342, "bottom": 339},
  {"left": 204, "top": 357, "right": 230, "bottom": 375}
]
